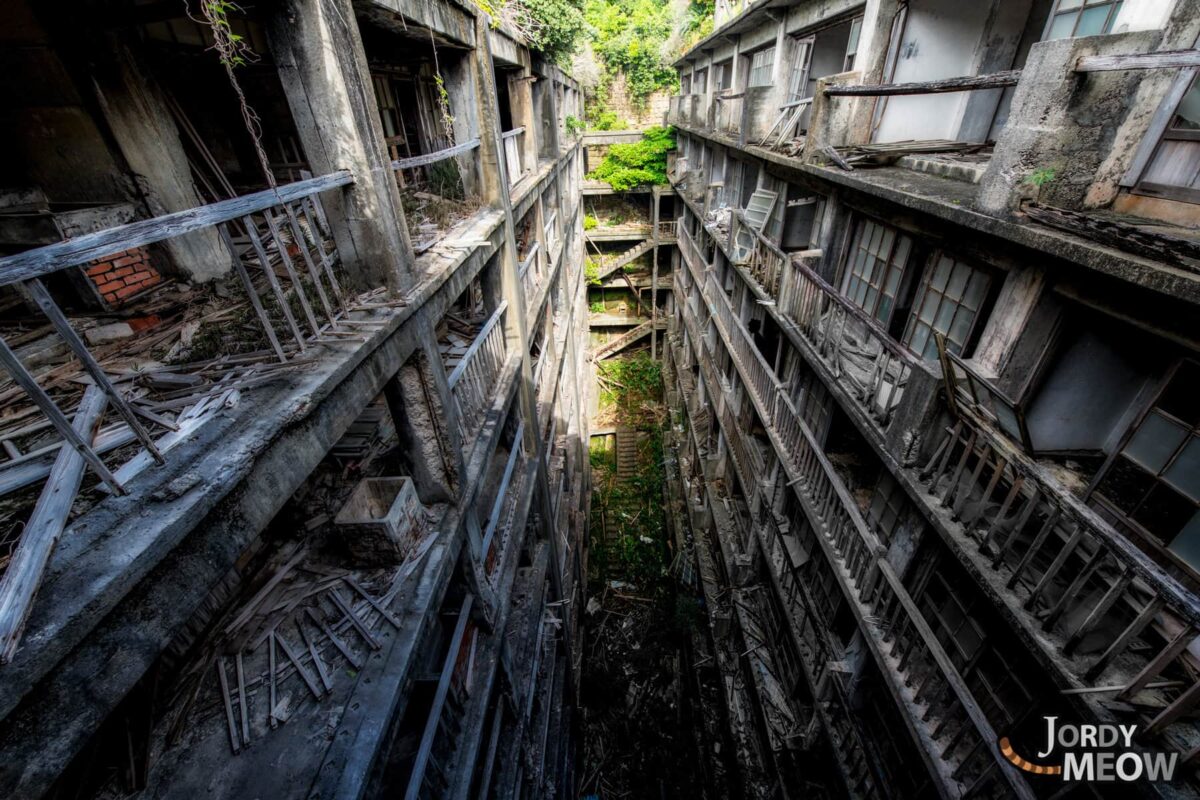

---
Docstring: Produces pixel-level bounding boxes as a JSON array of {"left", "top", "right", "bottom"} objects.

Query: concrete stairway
[
  {"left": 615, "top": 426, "right": 638, "bottom": 480},
  {"left": 590, "top": 319, "right": 667, "bottom": 361},
  {"left": 594, "top": 239, "right": 654, "bottom": 280}
]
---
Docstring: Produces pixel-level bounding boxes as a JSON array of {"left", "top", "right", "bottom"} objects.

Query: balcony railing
[
  {"left": 677, "top": 252, "right": 1035, "bottom": 798},
  {"left": 656, "top": 220, "right": 677, "bottom": 241},
  {"left": 715, "top": 93, "right": 744, "bottom": 139},
  {"left": 918, "top": 395, "right": 1200, "bottom": 748},
  {"left": 447, "top": 301, "right": 509, "bottom": 443},
  {"left": 518, "top": 241, "right": 543, "bottom": 308},
  {"left": 0, "top": 170, "right": 354, "bottom": 661}
]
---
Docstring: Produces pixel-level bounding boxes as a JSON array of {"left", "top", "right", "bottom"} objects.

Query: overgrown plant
[
  {"left": 587, "top": 126, "right": 675, "bottom": 191},
  {"left": 189, "top": 0, "right": 275, "bottom": 187}
]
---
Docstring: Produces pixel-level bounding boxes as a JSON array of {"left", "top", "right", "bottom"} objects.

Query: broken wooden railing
[
  {"left": 390, "top": 137, "right": 481, "bottom": 192},
  {"left": 781, "top": 257, "right": 933, "bottom": 431},
  {"left": 715, "top": 91, "right": 745, "bottom": 138},
  {"left": 728, "top": 209, "right": 786, "bottom": 296},
  {"left": 502, "top": 127, "right": 526, "bottom": 189},
  {"left": 482, "top": 420, "right": 526, "bottom": 575},
  {"left": 823, "top": 71, "right": 1022, "bottom": 97},
  {"left": 0, "top": 170, "right": 353, "bottom": 663},
  {"left": 518, "top": 241, "right": 543, "bottom": 307},
  {"left": 656, "top": 219, "right": 677, "bottom": 241},
  {"left": 919, "top": 362, "right": 1200, "bottom": 749},
  {"left": 447, "top": 301, "right": 509, "bottom": 443},
  {"left": 542, "top": 209, "right": 559, "bottom": 253},
  {"left": 681, "top": 267, "right": 1035, "bottom": 799},
  {"left": 405, "top": 593, "right": 474, "bottom": 800}
]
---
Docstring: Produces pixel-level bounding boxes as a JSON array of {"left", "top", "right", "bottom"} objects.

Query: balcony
[
  {"left": 446, "top": 302, "right": 510, "bottom": 447},
  {"left": 676, "top": 223, "right": 1035, "bottom": 798}
]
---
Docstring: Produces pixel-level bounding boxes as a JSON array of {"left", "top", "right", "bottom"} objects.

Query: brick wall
[{"left": 83, "top": 246, "right": 163, "bottom": 307}]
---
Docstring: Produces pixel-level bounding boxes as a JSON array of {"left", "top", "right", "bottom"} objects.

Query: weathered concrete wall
[{"left": 977, "top": 30, "right": 1164, "bottom": 215}]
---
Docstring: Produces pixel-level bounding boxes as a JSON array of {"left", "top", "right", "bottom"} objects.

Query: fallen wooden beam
[
  {"left": 1075, "top": 49, "right": 1200, "bottom": 73},
  {"left": 0, "top": 385, "right": 108, "bottom": 663},
  {"left": 825, "top": 70, "right": 1021, "bottom": 96}
]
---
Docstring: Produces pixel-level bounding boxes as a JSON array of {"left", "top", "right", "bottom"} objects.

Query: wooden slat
[
  {"left": 391, "top": 138, "right": 480, "bottom": 171},
  {"left": 404, "top": 594, "right": 474, "bottom": 800},
  {"left": 0, "top": 386, "right": 107, "bottom": 663},
  {"left": 22, "top": 278, "right": 164, "bottom": 463},
  {"left": 1075, "top": 49, "right": 1200, "bottom": 73},
  {"left": 0, "top": 171, "right": 352, "bottom": 285},
  {"left": 825, "top": 70, "right": 1021, "bottom": 96},
  {"left": 0, "top": 336, "right": 123, "bottom": 493}
]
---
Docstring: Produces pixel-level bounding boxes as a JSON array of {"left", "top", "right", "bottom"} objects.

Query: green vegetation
[
  {"left": 590, "top": 300, "right": 606, "bottom": 313},
  {"left": 565, "top": 114, "right": 585, "bottom": 137},
  {"left": 585, "top": 258, "right": 601, "bottom": 285},
  {"left": 1025, "top": 167, "right": 1057, "bottom": 187},
  {"left": 586, "top": 110, "right": 629, "bottom": 131},
  {"left": 583, "top": 213, "right": 598, "bottom": 230},
  {"left": 585, "top": 0, "right": 677, "bottom": 111},
  {"left": 586, "top": 126, "right": 675, "bottom": 191},
  {"left": 589, "top": 353, "right": 667, "bottom": 585}
]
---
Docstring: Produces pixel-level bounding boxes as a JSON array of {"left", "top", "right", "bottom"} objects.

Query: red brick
[
  {"left": 124, "top": 270, "right": 155, "bottom": 284},
  {"left": 112, "top": 254, "right": 139, "bottom": 267},
  {"left": 86, "top": 263, "right": 112, "bottom": 278},
  {"left": 103, "top": 292, "right": 118, "bottom": 303},
  {"left": 109, "top": 266, "right": 134, "bottom": 279},
  {"left": 95, "top": 280, "right": 124, "bottom": 294},
  {"left": 114, "top": 284, "right": 142, "bottom": 300}
]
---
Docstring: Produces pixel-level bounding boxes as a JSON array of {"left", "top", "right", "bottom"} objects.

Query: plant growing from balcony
[
  {"left": 583, "top": 213, "right": 598, "bottom": 230},
  {"left": 1023, "top": 167, "right": 1057, "bottom": 204},
  {"left": 565, "top": 115, "right": 585, "bottom": 137},
  {"left": 585, "top": 258, "right": 601, "bottom": 285},
  {"left": 587, "top": 126, "right": 675, "bottom": 191},
  {"left": 189, "top": 0, "right": 274, "bottom": 187}
]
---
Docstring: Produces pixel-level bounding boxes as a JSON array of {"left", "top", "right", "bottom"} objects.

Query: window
[
  {"left": 749, "top": 47, "right": 775, "bottom": 87},
  {"left": 1136, "top": 73, "right": 1200, "bottom": 204},
  {"left": 714, "top": 60, "right": 733, "bottom": 91},
  {"left": 681, "top": 74, "right": 692, "bottom": 94},
  {"left": 842, "top": 219, "right": 913, "bottom": 325},
  {"left": 1094, "top": 361, "right": 1200, "bottom": 570},
  {"left": 1045, "top": 0, "right": 1123, "bottom": 40},
  {"left": 902, "top": 255, "right": 991, "bottom": 361},
  {"left": 843, "top": 15, "right": 863, "bottom": 71},
  {"left": 694, "top": 68, "right": 708, "bottom": 94}
]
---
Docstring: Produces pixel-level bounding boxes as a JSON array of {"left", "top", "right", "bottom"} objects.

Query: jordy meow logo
[{"left": 998, "top": 717, "right": 1179, "bottom": 783}]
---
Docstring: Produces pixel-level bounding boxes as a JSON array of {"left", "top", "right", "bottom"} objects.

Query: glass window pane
[
  {"left": 934, "top": 300, "right": 956, "bottom": 334},
  {"left": 883, "top": 263, "right": 903, "bottom": 297},
  {"left": 1058, "top": 0, "right": 1084, "bottom": 9},
  {"left": 919, "top": 289, "right": 939, "bottom": 323},
  {"left": 1133, "top": 483, "right": 1196, "bottom": 541},
  {"left": 892, "top": 236, "right": 912, "bottom": 270},
  {"left": 945, "top": 264, "right": 970, "bottom": 301},
  {"left": 1097, "top": 455, "right": 1156, "bottom": 514},
  {"left": 949, "top": 308, "right": 975, "bottom": 348},
  {"left": 932, "top": 257, "right": 952, "bottom": 290},
  {"left": 1124, "top": 412, "right": 1188, "bottom": 473},
  {"left": 1165, "top": 437, "right": 1200, "bottom": 502},
  {"left": 1047, "top": 12, "right": 1078, "bottom": 39},
  {"left": 1168, "top": 509, "right": 1200, "bottom": 572},
  {"left": 1076, "top": 5, "right": 1111, "bottom": 35}
]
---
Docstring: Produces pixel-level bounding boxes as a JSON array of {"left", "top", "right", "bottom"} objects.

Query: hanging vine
[{"left": 188, "top": 0, "right": 277, "bottom": 188}]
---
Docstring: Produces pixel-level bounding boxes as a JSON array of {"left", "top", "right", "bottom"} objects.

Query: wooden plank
[
  {"left": 298, "top": 620, "right": 334, "bottom": 693},
  {"left": 242, "top": 215, "right": 307, "bottom": 351},
  {"left": 1076, "top": 49, "right": 1200, "bottom": 73},
  {"left": 216, "top": 657, "right": 241, "bottom": 754},
  {"left": 404, "top": 594, "right": 474, "bottom": 800},
  {"left": 235, "top": 651, "right": 251, "bottom": 746},
  {"left": 22, "top": 279, "right": 165, "bottom": 463},
  {"left": 218, "top": 224, "right": 288, "bottom": 362},
  {"left": 0, "top": 386, "right": 107, "bottom": 663},
  {"left": 0, "top": 171, "right": 352, "bottom": 285},
  {"left": 0, "top": 338, "right": 123, "bottom": 494},
  {"left": 1119, "top": 627, "right": 1194, "bottom": 700},
  {"left": 391, "top": 139, "right": 480, "bottom": 170},
  {"left": 275, "top": 630, "right": 325, "bottom": 700},
  {"left": 825, "top": 70, "right": 1021, "bottom": 96},
  {"left": 305, "top": 607, "right": 362, "bottom": 669}
]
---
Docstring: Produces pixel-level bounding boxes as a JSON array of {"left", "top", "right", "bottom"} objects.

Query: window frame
[
  {"left": 1090, "top": 359, "right": 1200, "bottom": 572},
  {"left": 843, "top": 15, "right": 864, "bottom": 72},
  {"left": 840, "top": 217, "right": 914, "bottom": 328},
  {"left": 1129, "top": 69, "right": 1200, "bottom": 204},
  {"left": 901, "top": 252, "right": 993, "bottom": 362},
  {"left": 1042, "top": 0, "right": 1124, "bottom": 41},
  {"left": 748, "top": 46, "right": 776, "bottom": 88}
]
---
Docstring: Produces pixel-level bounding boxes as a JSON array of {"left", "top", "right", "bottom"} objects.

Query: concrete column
[
  {"left": 509, "top": 72, "right": 538, "bottom": 172},
  {"left": 383, "top": 336, "right": 466, "bottom": 505},
  {"left": 265, "top": 0, "right": 416, "bottom": 293},
  {"left": 91, "top": 38, "right": 228, "bottom": 283}
]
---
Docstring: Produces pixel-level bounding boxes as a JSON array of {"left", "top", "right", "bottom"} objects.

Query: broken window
[
  {"left": 693, "top": 68, "right": 708, "bottom": 94},
  {"left": 901, "top": 254, "right": 991, "bottom": 361},
  {"left": 842, "top": 15, "right": 863, "bottom": 72},
  {"left": 748, "top": 47, "right": 775, "bottom": 87},
  {"left": 841, "top": 219, "right": 913, "bottom": 326},
  {"left": 1093, "top": 360, "right": 1200, "bottom": 571},
  {"left": 1134, "top": 73, "right": 1200, "bottom": 204},
  {"left": 1044, "top": 0, "right": 1124, "bottom": 40}
]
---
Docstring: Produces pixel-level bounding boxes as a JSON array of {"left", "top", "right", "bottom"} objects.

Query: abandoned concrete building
[
  {"left": 664, "top": 0, "right": 1200, "bottom": 796},
  {"left": 1, "top": 0, "right": 1200, "bottom": 798},
  {"left": 0, "top": 0, "right": 590, "bottom": 797}
]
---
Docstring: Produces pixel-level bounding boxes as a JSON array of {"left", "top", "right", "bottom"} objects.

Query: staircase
[
  {"left": 615, "top": 426, "right": 638, "bottom": 480},
  {"left": 593, "top": 239, "right": 654, "bottom": 280},
  {"left": 590, "top": 318, "right": 667, "bottom": 360}
]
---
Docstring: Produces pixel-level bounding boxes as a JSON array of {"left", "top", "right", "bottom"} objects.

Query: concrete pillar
[
  {"left": 509, "top": 72, "right": 538, "bottom": 173},
  {"left": 91, "top": 39, "right": 228, "bottom": 283},
  {"left": 265, "top": 0, "right": 416, "bottom": 293},
  {"left": 383, "top": 337, "right": 466, "bottom": 505}
]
